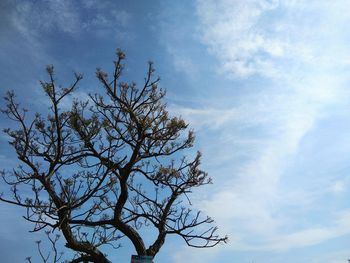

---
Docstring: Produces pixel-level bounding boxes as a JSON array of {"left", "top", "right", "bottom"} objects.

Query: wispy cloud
[
  {"left": 3, "top": 0, "right": 132, "bottom": 68},
  {"left": 11, "top": 1, "right": 81, "bottom": 38},
  {"left": 170, "top": 0, "right": 350, "bottom": 260},
  {"left": 10, "top": 0, "right": 130, "bottom": 38},
  {"left": 196, "top": 0, "right": 350, "bottom": 79}
]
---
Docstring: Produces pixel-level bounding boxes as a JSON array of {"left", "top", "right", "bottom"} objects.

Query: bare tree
[{"left": 1, "top": 49, "right": 227, "bottom": 263}]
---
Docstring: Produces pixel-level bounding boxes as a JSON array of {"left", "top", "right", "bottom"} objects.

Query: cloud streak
[{"left": 167, "top": 1, "right": 350, "bottom": 260}]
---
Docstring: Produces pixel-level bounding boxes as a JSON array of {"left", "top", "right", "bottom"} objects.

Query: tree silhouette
[{"left": 1, "top": 50, "right": 227, "bottom": 263}]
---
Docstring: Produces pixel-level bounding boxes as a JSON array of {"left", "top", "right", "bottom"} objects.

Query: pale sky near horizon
[{"left": 1, "top": 1, "right": 350, "bottom": 262}]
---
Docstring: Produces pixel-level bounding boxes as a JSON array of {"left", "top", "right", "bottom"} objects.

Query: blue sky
[{"left": 1, "top": 0, "right": 350, "bottom": 262}]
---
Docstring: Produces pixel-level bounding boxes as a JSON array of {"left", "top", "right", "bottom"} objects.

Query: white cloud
[
  {"left": 172, "top": 54, "right": 198, "bottom": 75},
  {"left": 10, "top": 1, "right": 131, "bottom": 44},
  {"left": 169, "top": 105, "right": 238, "bottom": 130},
  {"left": 12, "top": 1, "right": 80, "bottom": 37},
  {"left": 171, "top": 78, "right": 350, "bottom": 256},
  {"left": 196, "top": 0, "right": 286, "bottom": 78},
  {"left": 196, "top": 0, "right": 350, "bottom": 79},
  {"left": 258, "top": 210, "right": 350, "bottom": 251},
  {"left": 330, "top": 180, "right": 346, "bottom": 194},
  {"left": 167, "top": 0, "right": 350, "bottom": 259}
]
